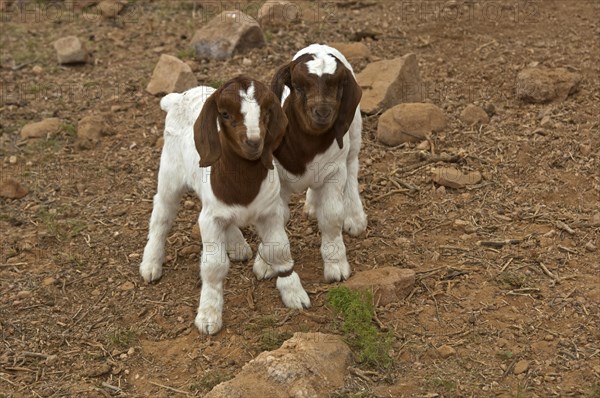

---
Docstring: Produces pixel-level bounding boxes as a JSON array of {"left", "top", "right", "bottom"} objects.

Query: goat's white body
[
  {"left": 275, "top": 44, "right": 367, "bottom": 282},
  {"left": 140, "top": 86, "right": 309, "bottom": 335}
]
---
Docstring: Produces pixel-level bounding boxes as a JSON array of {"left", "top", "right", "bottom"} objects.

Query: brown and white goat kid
[
  {"left": 139, "top": 76, "right": 310, "bottom": 335},
  {"left": 262, "top": 44, "right": 368, "bottom": 282}
]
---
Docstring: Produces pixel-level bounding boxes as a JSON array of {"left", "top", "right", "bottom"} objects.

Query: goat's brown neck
[
  {"left": 273, "top": 94, "right": 337, "bottom": 176},
  {"left": 210, "top": 141, "right": 269, "bottom": 206}
]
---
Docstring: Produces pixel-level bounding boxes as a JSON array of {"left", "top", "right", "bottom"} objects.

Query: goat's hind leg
[{"left": 140, "top": 157, "right": 185, "bottom": 282}]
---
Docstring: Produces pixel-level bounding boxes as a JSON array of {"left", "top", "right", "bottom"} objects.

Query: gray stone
[
  {"left": 53, "top": 36, "right": 88, "bottom": 65},
  {"left": 146, "top": 54, "right": 198, "bottom": 96},
  {"left": 191, "top": 10, "right": 265, "bottom": 60}
]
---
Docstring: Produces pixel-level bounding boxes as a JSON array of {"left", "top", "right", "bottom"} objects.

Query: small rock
[
  {"left": 585, "top": 241, "right": 597, "bottom": 252},
  {"left": 242, "top": 57, "right": 252, "bottom": 66},
  {"left": 85, "top": 363, "right": 112, "bottom": 377},
  {"left": 330, "top": 42, "right": 371, "bottom": 62},
  {"left": 460, "top": 104, "right": 489, "bottom": 125},
  {"left": 42, "top": 277, "right": 57, "bottom": 286},
  {"left": 17, "top": 290, "right": 32, "bottom": 299},
  {"left": 8, "top": 155, "right": 17, "bottom": 164},
  {"left": 191, "top": 10, "right": 265, "bottom": 60},
  {"left": 0, "top": 178, "right": 29, "bottom": 199},
  {"left": 540, "top": 115, "right": 552, "bottom": 126},
  {"left": 513, "top": 360, "right": 529, "bottom": 375},
  {"left": 77, "top": 115, "right": 107, "bottom": 148},
  {"left": 431, "top": 167, "right": 482, "bottom": 189},
  {"left": 191, "top": 223, "right": 201, "bottom": 239},
  {"left": 257, "top": 1, "right": 300, "bottom": 28},
  {"left": 377, "top": 103, "right": 447, "bottom": 145},
  {"left": 183, "top": 200, "right": 195, "bottom": 210},
  {"left": 32, "top": 65, "right": 43, "bottom": 74},
  {"left": 356, "top": 53, "right": 422, "bottom": 114},
  {"left": 20, "top": 118, "right": 62, "bottom": 140},
  {"left": 343, "top": 267, "right": 415, "bottom": 306},
  {"left": 154, "top": 136, "right": 165, "bottom": 149},
  {"left": 96, "top": 0, "right": 125, "bottom": 18},
  {"left": 146, "top": 54, "right": 198, "bottom": 96},
  {"left": 437, "top": 345, "right": 456, "bottom": 358},
  {"left": 591, "top": 213, "right": 600, "bottom": 227},
  {"left": 544, "top": 334, "right": 555, "bottom": 341},
  {"left": 119, "top": 281, "right": 135, "bottom": 291},
  {"left": 53, "top": 36, "right": 88, "bottom": 65},
  {"left": 516, "top": 67, "right": 581, "bottom": 103}
]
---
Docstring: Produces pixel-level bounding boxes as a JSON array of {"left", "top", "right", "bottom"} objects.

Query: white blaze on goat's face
[
  {"left": 239, "top": 83, "right": 261, "bottom": 141},
  {"left": 305, "top": 52, "right": 337, "bottom": 76}
]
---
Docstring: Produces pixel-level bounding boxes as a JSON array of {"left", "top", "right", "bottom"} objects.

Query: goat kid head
[
  {"left": 271, "top": 52, "right": 362, "bottom": 148},
  {"left": 194, "top": 76, "right": 288, "bottom": 170}
]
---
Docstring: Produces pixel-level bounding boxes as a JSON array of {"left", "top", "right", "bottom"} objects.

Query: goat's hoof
[
  {"left": 281, "top": 288, "right": 311, "bottom": 309},
  {"left": 324, "top": 261, "right": 351, "bottom": 283},
  {"left": 139, "top": 262, "right": 163, "bottom": 283},
  {"left": 253, "top": 255, "right": 277, "bottom": 280},
  {"left": 195, "top": 309, "right": 223, "bottom": 335},
  {"left": 227, "top": 243, "right": 253, "bottom": 262},
  {"left": 343, "top": 213, "right": 368, "bottom": 236}
]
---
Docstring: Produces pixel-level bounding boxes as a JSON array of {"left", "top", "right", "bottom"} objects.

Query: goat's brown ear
[
  {"left": 194, "top": 91, "right": 221, "bottom": 168},
  {"left": 261, "top": 94, "right": 288, "bottom": 170},
  {"left": 332, "top": 68, "right": 362, "bottom": 149},
  {"left": 271, "top": 63, "right": 292, "bottom": 101}
]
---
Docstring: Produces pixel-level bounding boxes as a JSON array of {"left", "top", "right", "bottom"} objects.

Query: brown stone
[
  {"left": 0, "top": 178, "right": 29, "bottom": 199},
  {"left": 431, "top": 167, "right": 482, "bottom": 189},
  {"left": 330, "top": 42, "right": 370, "bottom": 62},
  {"left": 146, "top": 54, "right": 198, "bottom": 96},
  {"left": 257, "top": 1, "right": 300, "bottom": 27},
  {"left": 356, "top": 54, "right": 422, "bottom": 114},
  {"left": 437, "top": 344, "right": 456, "bottom": 358},
  {"left": 96, "top": 0, "right": 125, "bottom": 18},
  {"left": 205, "top": 333, "right": 350, "bottom": 398},
  {"left": 344, "top": 267, "right": 415, "bottom": 306},
  {"left": 377, "top": 103, "right": 447, "bottom": 145},
  {"left": 20, "top": 118, "right": 62, "bottom": 140},
  {"left": 460, "top": 104, "right": 490, "bottom": 125},
  {"left": 516, "top": 67, "right": 581, "bottom": 103}
]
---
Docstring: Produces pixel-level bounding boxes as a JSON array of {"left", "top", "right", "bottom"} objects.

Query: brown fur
[
  {"left": 193, "top": 76, "right": 288, "bottom": 205},
  {"left": 270, "top": 53, "right": 362, "bottom": 176}
]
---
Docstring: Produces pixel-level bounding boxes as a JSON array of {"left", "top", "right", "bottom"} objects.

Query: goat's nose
[
  {"left": 246, "top": 137, "right": 261, "bottom": 149},
  {"left": 313, "top": 106, "right": 332, "bottom": 119}
]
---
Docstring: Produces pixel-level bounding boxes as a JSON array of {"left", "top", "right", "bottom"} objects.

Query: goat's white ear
[
  {"left": 261, "top": 95, "right": 288, "bottom": 170},
  {"left": 194, "top": 91, "right": 222, "bottom": 167},
  {"left": 332, "top": 67, "right": 362, "bottom": 149}
]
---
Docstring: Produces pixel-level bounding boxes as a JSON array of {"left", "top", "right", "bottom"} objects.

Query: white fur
[
  {"left": 276, "top": 44, "right": 368, "bottom": 282},
  {"left": 140, "top": 85, "right": 310, "bottom": 335},
  {"left": 239, "top": 83, "right": 261, "bottom": 141}
]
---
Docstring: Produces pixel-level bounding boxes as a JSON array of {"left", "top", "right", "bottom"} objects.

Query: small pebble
[
  {"left": 584, "top": 241, "right": 597, "bottom": 252},
  {"left": 513, "top": 359, "right": 529, "bottom": 375},
  {"left": 17, "top": 290, "right": 32, "bottom": 299},
  {"left": 437, "top": 344, "right": 456, "bottom": 358},
  {"left": 9, "top": 155, "right": 17, "bottom": 164}
]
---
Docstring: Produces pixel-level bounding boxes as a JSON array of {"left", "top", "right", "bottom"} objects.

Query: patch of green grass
[
  {"left": 37, "top": 207, "right": 87, "bottom": 242},
  {"left": 428, "top": 377, "right": 457, "bottom": 393},
  {"left": 496, "top": 271, "right": 527, "bottom": 289},
  {"left": 189, "top": 371, "right": 232, "bottom": 393},
  {"left": 327, "top": 286, "right": 393, "bottom": 368},
  {"left": 209, "top": 79, "right": 225, "bottom": 89},
  {"left": 176, "top": 48, "right": 196, "bottom": 60},
  {"left": 496, "top": 350, "right": 513, "bottom": 361},
  {"left": 62, "top": 123, "right": 77, "bottom": 137},
  {"left": 107, "top": 327, "right": 138, "bottom": 349}
]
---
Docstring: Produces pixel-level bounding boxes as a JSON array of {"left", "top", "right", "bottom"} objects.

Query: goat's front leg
[
  {"left": 253, "top": 210, "right": 310, "bottom": 309},
  {"left": 195, "top": 213, "right": 229, "bottom": 335},
  {"left": 315, "top": 175, "right": 351, "bottom": 282},
  {"left": 140, "top": 159, "right": 185, "bottom": 282},
  {"left": 225, "top": 225, "right": 252, "bottom": 262}
]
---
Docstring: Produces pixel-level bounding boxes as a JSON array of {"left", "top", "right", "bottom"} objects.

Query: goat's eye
[{"left": 221, "top": 112, "right": 230, "bottom": 120}]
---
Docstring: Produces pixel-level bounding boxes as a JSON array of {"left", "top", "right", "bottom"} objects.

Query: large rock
[
  {"left": 330, "top": 42, "right": 370, "bottom": 63},
  {"left": 257, "top": 1, "right": 300, "bottom": 27},
  {"left": 0, "top": 178, "right": 28, "bottom": 199},
  {"left": 77, "top": 115, "right": 109, "bottom": 148},
  {"left": 146, "top": 54, "right": 198, "bottom": 96},
  {"left": 53, "top": 36, "right": 88, "bottom": 65},
  {"left": 96, "top": 0, "right": 125, "bottom": 18},
  {"left": 516, "top": 67, "right": 581, "bottom": 103},
  {"left": 377, "top": 103, "right": 447, "bottom": 145},
  {"left": 205, "top": 333, "right": 350, "bottom": 398},
  {"left": 460, "top": 104, "right": 489, "bottom": 125},
  {"left": 191, "top": 10, "right": 265, "bottom": 60},
  {"left": 20, "top": 118, "right": 62, "bottom": 140},
  {"left": 344, "top": 267, "right": 415, "bottom": 306},
  {"left": 356, "top": 53, "right": 422, "bottom": 114}
]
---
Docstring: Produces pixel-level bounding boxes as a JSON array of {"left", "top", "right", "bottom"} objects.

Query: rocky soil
[{"left": 1, "top": 0, "right": 599, "bottom": 397}]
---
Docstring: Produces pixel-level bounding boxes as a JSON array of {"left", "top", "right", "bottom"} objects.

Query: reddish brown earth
[{"left": 1, "top": 1, "right": 599, "bottom": 397}]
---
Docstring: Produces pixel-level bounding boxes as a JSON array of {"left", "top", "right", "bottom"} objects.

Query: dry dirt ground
[{"left": 1, "top": 0, "right": 599, "bottom": 397}]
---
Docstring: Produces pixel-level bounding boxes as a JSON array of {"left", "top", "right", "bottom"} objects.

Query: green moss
[
  {"left": 107, "top": 327, "right": 138, "bottom": 349},
  {"left": 327, "top": 286, "right": 392, "bottom": 368}
]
